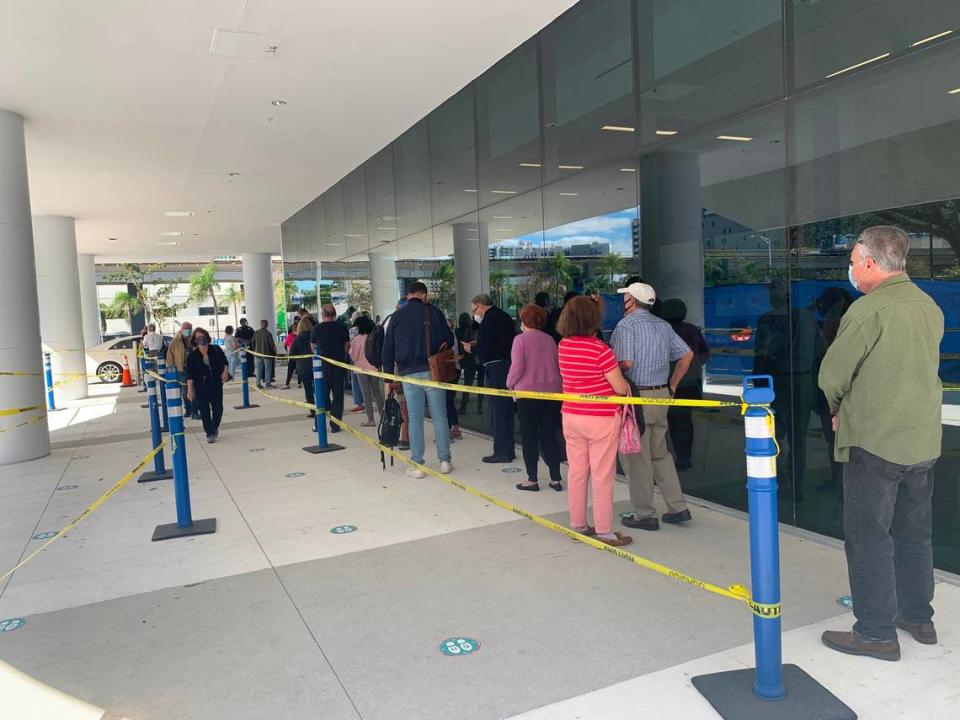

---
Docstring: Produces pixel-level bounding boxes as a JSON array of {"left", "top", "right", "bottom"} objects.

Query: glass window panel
[
  {"left": 636, "top": 0, "right": 783, "bottom": 143},
  {"left": 430, "top": 87, "right": 479, "bottom": 224},
  {"left": 366, "top": 147, "right": 398, "bottom": 247},
  {"left": 480, "top": 190, "right": 545, "bottom": 317},
  {"left": 476, "top": 41, "right": 543, "bottom": 199},
  {"left": 342, "top": 168, "right": 369, "bottom": 258},
  {"left": 306, "top": 197, "right": 325, "bottom": 263},
  {"left": 394, "top": 121, "right": 433, "bottom": 238},
  {"left": 323, "top": 183, "right": 345, "bottom": 261},
  {"left": 541, "top": 0, "right": 636, "bottom": 183},
  {"left": 791, "top": 0, "right": 960, "bottom": 91}
]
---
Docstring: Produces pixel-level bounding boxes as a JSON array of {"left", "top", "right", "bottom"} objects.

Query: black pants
[
  {"left": 298, "top": 368, "right": 314, "bottom": 407},
  {"left": 323, "top": 364, "right": 346, "bottom": 427},
  {"left": 445, "top": 369, "right": 461, "bottom": 427},
  {"left": 195, "top": 385, "right": 224, "bottom": 437},
  {"left": 516, "top": 399, "right": 562, "bottom": 483},
  {"left": 843, "top": 447, "right": 937, "bottom": 640},
  {"left": 667, "top": 382, "right": 701, "bottom": 461},
  {"left": 459, "top": 364, "right": 484, "bottom": 412},
  {"left": 285, "top": 359, "right": 296, "bottom": 386},
  {"left": 484, "top": 360, "right": 514, "bottom": 459}
]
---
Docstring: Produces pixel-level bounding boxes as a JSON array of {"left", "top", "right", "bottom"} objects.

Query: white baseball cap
[{"left": 618, "top": 282, "right": 656, "bottom": 304}]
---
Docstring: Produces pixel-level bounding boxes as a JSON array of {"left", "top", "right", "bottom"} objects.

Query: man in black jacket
[
  {"left": 462, "top": 293, "right": 516, "bottom": 462},
  {"left": 382, "top": 282, "right": 454, "bottom": 478}
]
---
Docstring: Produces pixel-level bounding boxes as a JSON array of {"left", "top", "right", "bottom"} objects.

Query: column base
[
  {"left": 151, "top": 517, "right": 217, "bottom": 542},
  {"left": 303, "top": 444, "right": 345, "bottom": 454},
  {"left": 137, "top": 469, "right": 173, "bottom": 483},
  {"left": 691, "top": 665, "right": 856, "bottom": 720},
  {"left": 232, "top": 403, "right": 260, "bottom": 410}
]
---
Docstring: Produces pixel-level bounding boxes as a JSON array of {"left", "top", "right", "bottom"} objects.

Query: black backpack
[
  {"left": 365, "top": 319, "right": 387, "bottom": 369},
  {"left": 377, "top": 391, "right": 403, "bottom": 469}
]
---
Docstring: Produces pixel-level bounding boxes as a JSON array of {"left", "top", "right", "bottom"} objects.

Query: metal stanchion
[
  {"left": 157, "top": 356, "right": 170, "bottom": 432},
  {"left": 138, "top": 359, "right": 172, "bottom": 483},
  {"left": 43, "top": 352, "right": 57, "bottom": 411},
  {"left": 303, "top": 355, "right": 344, "bottom": 455},
  {"left": 151, "top": 368, "right": 216, "bottom": 541},
  {"left": 233, "top": 348, "right": 259, "bottom": 410},
  {"left": 692, "top": 375, "right": 854, "bottom": 720}
]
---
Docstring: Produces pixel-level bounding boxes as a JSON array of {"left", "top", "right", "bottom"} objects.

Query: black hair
[
  {"left": 355, "top": 316, "right": 375, "bottom": 335},
  {"left": 407, "top": 281, "right": 428, "bottom": 295}
]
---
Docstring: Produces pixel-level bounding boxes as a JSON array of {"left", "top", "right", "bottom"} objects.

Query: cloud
[{"left": 546, "top": 215, "right": 632, "bottom": 238}]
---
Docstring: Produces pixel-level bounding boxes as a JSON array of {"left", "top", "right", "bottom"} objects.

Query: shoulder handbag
[
  {"left": 619, "top": 390, "right": 644, "bottom": 455},
  {"left": 424, "top": 304, "right": 459, "bottom": 383}
]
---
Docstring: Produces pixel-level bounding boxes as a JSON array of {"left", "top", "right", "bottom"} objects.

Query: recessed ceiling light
[
  {"left": 494, "top": 228, "right": 515, "bottom": 233},
  {"left": 601, "top": 125, "right": 635, "bottom": 133},
  {"left": 949, "top": 87, "right": 960, "bottom": 94},
  {"left": 271, "top": 99, "right": 287, "bottom": 106},
  {"left": 518, "top": 162, "right": 541, "bottom": 168},
  {"left": 376, "top": 227, "right": 397, "bottom": 231},
  {"left": 160, "top": 231, "right": 184, "bottom": 236},
  {"left": 619, "top": 168, "right": 637, "bottom": 172},
  {"left": 492, "top": 216, "right": 513, "bottom": 219},
  {"left": 164, "top": 211, "right": 194, "bottom": 217},
  {"left": 558, "top": 192, "right": 579, "bottom": 197},
  {"left": 326, "top": 243, "right": 343, "bottom": 246},
  {"left": 463, "top": 189, "right": 478, "bottom": 193},
  {"left": 158, "top": 241, "right": 179, "bottom": 246},
  {"left": 558, "top": 165, "right": 584, "bottom": 170},
  {"left": 228, "top": 171, "right": 240, "bottom": 177},
  {"left": 717, "top": 135, "right": 753, "bottom": 142},
  {"left": 911, "top": 30, "right": 953, "bottom": 47},
  {"left": 655, "top": 130, "right": 679, "bottom": 136},
  {"left": 825, "top": 53, "right": 891, "bottom": 79},
  {"left": 491, "top": 189, "right": 517, "bottom": 195}
]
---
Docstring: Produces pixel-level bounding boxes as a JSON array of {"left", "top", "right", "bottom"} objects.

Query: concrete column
[
  {"left": 33, "top": 216, "right": 88, "bottom": 401},
  {"left": 640, "top": 152, "right": 705, "bottom": 327},
  {"left": 242, "top": 253, "right": 275, "bottom": 335},
  {"left": 453, "top": 222, "right": 489, "bottom": 317},
  {"left": 369, "top": 251, "right": 398, "bottom": 322},
  {"left": 0, "top": 110, "right": 50, "bottom": 464},
  {"left": 77, "top": 254, "right": 101, "bottom": 349}
]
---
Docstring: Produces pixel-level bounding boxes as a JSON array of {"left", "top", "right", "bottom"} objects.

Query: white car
[{"left": 86, "top": 335, "right": 171, "bottom": 383}]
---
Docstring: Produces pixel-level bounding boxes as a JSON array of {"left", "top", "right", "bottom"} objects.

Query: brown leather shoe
[
  {"left": 597, "top": 532, "right": 633, "bottom": 547},
  {"left": 821, "top": 630, "right": 900, "bottom": 661},
  {"left": 895, "top": 617, "right": 938, "bottom": 645}
]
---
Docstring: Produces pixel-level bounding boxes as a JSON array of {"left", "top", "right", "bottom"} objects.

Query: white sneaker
[
  {"left": 405, "top": 467, "right": 425, "bottom": 479},
  {"left": 439, "top": 461, "right": 453, "bottom": 474}
]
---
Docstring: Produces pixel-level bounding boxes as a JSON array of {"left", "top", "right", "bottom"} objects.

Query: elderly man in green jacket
[{"left": 818, "top": 226, "right": 943, "bottom": 661}]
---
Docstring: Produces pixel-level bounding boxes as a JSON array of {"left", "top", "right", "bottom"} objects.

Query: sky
[{"left": 495, "top": 207, "right": 637, "bottom": 255}]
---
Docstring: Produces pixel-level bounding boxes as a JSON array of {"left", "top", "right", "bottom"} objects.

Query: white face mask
[{"left": 473, "top": 313, "right": 482, "bottom": 324}]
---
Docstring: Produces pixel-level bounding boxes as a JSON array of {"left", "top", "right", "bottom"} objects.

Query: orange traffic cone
[{"left": 120, "top": 355, "right": 136, "bottom": 387}]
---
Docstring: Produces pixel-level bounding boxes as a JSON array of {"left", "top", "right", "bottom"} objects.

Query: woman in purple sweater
[{"left": 507, "top": 304, "right": 564, "bottom": 491}]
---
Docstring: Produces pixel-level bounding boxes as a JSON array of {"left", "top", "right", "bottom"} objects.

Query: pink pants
[{"left": 563, "top": 412, "right": 620, "bottom": 535}]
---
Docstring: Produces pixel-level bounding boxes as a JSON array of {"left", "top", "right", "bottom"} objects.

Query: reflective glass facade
[{"left": 281, "top": 0, "right": 960, "bottom": 574}]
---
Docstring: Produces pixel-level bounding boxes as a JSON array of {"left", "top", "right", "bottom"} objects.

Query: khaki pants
[{"left": 620, "top": 386, "right": 688, "bottom": 519}]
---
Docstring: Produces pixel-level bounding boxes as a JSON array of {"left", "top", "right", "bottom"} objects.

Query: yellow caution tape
[
  {"left": 245, "top": 348, "right": 314, "bottom": 361},
  {"left": 0, "top": 441, "right": 167, "bottom": 584},
  {"left": 315, "top": 410, "right": 776, "bottom": 618},
  {"left": 0, "top": 403, "right": 44, "bottom": 418},
  {"left": 0, "top": 414, "right": 46, "bottom": 435},
  {"left": 249, "top": 383, "right": 316, "bottom": 411}
]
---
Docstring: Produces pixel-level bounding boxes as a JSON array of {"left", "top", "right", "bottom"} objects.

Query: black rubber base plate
[
  {"left": 692, "top": 665, "right": 856, "bottom": 720},
  {"left": 303, "top": 444, "right": 345, "bottom": 454},
  {"left": 151, "top": 517, "right": 217, "bottom": 542},
  {"left": 232, "top": 404, "right": 260, "bottom": 410},
  {"left": 137, "top": 469, "right": 173, "bottom": 483}
]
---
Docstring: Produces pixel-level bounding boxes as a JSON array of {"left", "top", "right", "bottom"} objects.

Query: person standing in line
[
  {"left": 166, "top": 321, "right": 197, "bottom": 420},
  {"left": 310, "top": 304, "right": 349, "bottom": 434},
  {"left": 384, "top": 299, "right": 411, "bottom": 451},
  {"left": 290, "top": 318, "right": 316, "bottom": 420},
  {"left": 349, "top": 315, "right": 384, "bottom": 428},
  {"left": 612, "top": 282, "right": 694, "bottom": 532},
  {"left": 819, "top": 226, "right": 944, "bottom": 661},
  {"left": 660, "top": 299, "right": 710, "bottom": 471},
  {"left": 143, "top": 323, "right": 164, "bottom": 358},
  {"left": 507, "top": 304, "right": 564, "bottom": 492},
  {"left": 381, "top": 282, "right": 453, "bottom": 477},
  {"left": 185, "top": 327, "right": 229, "bottom": 443},
  {"left": 252, "top": 319, "right": 277, "bottom": 388},
  {"left": 347, "top": 310, "right": 365, "bottom": 414},
  {"left": 283, "top": 324, "right": 299, "bottom": 389},
  {"left": 223, "top": 325, "right": 239, "bottom": 381},
  {"left": 444, "top": 320, "right": 463, "bottom": 441},
  {"left": 234, "top": 317, "right": 255, "bottom": 378},
  {"left": 461, "top": 293, "right": 516, "bottom": 463},
  {"left": 455, "top": 312, "right": 483, "bottom": 415},
  {"left": 557, "top": 296, "right": 632, "bottom": 547}
]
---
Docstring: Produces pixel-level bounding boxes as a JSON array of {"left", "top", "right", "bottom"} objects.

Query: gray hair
[
  {"left": 471, "top": 293, "right": 494, "bottom": 307},
  {"left": 321, "top": 303, "right": 337, "bottom": 319},
  {"left": 858, "top": 226, "right": 909, "bottom": 272}
]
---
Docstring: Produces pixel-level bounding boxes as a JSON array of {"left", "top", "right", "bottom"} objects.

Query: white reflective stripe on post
[
  {"left": 147, "top": 385, "right": 157, "bottom": 397},
  {"left": 167, "top": 388, "right": 181, "bottom": 400},
  {"left": 168, "top": 405, "right": 183, "bottom": 418},
  {"left": 746, "top": 455, "right": 776, "bottom": 478},
  {"left": 744, "top": 416, "right": 771, "bottom": 439}
]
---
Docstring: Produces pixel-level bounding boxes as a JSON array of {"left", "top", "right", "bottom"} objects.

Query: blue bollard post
[
  {"left": 138, "top": 355, "right": 148, "bottom": 394},
  {"left": 152, "top": 368, "right": 216, "bottom": 541},
  {"left": 691, "top": 375, "right": 855, "bottom": 720},
  {"left": 43, "top": 352, "right": 56, "bottom": 411},
  {"left": 157, "top": 356, "right": 170, "bottom": 432},
  {"left": 232, "top": 348, "right": 259, "bottom": 410},
  {"left": 138, "top": 359, "right": 173, "bottom": 483},
  {"left": 303, "top": 355, "right": 344, "bottom": 455}
]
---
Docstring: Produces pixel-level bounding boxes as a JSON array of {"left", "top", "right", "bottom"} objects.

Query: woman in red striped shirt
[{"left": 557, "top": 296, "right": 632, "bottom": 546}]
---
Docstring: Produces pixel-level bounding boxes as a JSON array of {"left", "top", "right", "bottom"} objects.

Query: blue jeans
[
  {"left": 352, "top": 370, "right": 363, "bottom": 405},
  {"left": 255, "top": 357, "right": 274, "bottom": 386},
  {"left": 402, "top": 371, "right": 450, "bottom": 464},
  {"left": 227, "top": 351, "right": 239, "bottom": 380}
]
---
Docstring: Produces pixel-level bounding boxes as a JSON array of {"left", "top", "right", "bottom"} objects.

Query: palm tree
[
  {"left": 188, "top": 261, "right": 221, "bottom": 335},
  {"left": 103, "top": 291, "right": 141, "bottom": 333},
  {"left": 550, "top": 251, "right": 575, "bottom": 294},
  {"left": 432, "top": 261, "right": 456, "bottom": 316},
  {"left": 596, "top": 252, "right": 627, "bottom": 287},
  {"left": 489, "top": 269, "right": 509, "bottom": 307},
  {"left": 221, "top": 286, "right": 244, "bottom": 326}
]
